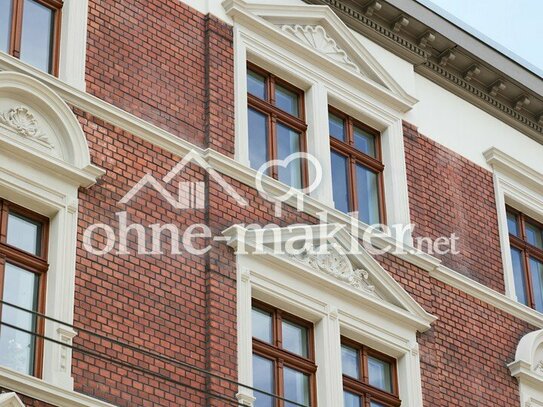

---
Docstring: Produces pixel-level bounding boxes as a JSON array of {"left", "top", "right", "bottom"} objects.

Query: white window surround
[
  {"left": 225, "top": 0, "right": 417, "bottom": 243},
  {"left": 0, "top": 0, "right": 88, "bottom": 90},
  {"left": 223, "top": 223, "right": 435, "bottom": 407},
  {"left": 484, "top": 147, "right": 543, "bottom": 303},
  {"left": 508, "top": 329, "right": 543, "bottom": 406},
  {"left": 58, "top": 0, "right": 89, "bottom": 90},
  {"left": 0, "top": 71, "right": 104, "bottom": 391}
]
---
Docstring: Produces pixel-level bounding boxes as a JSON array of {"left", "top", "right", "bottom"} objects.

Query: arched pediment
[
  {"left": 512, "top": 329, "right": 543, "bottom": 376},
  {"left": 0, "top": 72, "right": 103, "bottom": 186},
  {"left": 509, "top": 329, "right": 543, "bottom": 405}
]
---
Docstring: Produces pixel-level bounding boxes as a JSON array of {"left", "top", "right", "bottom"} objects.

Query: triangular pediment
[
  {"left": 223, "top": 0, "right": 418, "bottom": 110},
  {"left": 223, "top": 224, "right": 436, "bottom": 331},
  {"left": 0, "top": 393, "right": 25, "bottom": 407}
]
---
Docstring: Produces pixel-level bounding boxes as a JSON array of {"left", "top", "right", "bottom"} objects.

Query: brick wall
[
  {"left": 86, "top": 0, "right": 235, "bottom": 156},
  {"left": 4, "top": 2, "right": 532, "bottom": 407},
  {"left": 73, "top": 110, "right": 214, "bottom": 406},
  {"left": 404, "top": 122, "right": 506, "bottom": 294},
  {"left": 378, "top": 252, "right": 534, "bottom": 406}
]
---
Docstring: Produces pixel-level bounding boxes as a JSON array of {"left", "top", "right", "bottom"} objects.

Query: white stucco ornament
[
  {"left": 280, "top": 24, "right": 361, "bottom": 74},
  {"left": 289, "top": 244, "right": 376, "bottom": 295},
  {"left": 535, "top": 360, "right": 543, "bottom": 375},
  {"left": 0, "top": 106, "right": 53, "bottom": 149}
]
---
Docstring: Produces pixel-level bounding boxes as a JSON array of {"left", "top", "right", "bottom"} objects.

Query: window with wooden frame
[
  {"left": 341, "top": 338, "right": 400, "bottom": 407},
  {"left": 251, "top": 301, "right": 317, "bottom": 407},
  {"left": 246, "top": 63, "right": 308, "bottom": 189},
  {"left": 0, "top": 0, "right": 62, "bottom": 74},
  {"left": 0, "top": 199, "right": 48, "bottom": 377},
  {"left": 506, "top": 206, "right": 543, "bottom": 312},
  {"left": 328, "top": 108, "right": 385, "bottom": 225}
]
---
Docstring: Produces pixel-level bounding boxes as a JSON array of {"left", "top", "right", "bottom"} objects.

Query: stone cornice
[{"left": 305, "top": 0, "right": 543, "bottom": 145}]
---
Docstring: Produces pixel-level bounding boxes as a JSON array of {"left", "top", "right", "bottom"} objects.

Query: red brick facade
[
  {"left": 1, "top": 1, "right": 537, "bottom": 407},
  {"left": 403, "top": 122, "right": 506, "bottom": 293}
]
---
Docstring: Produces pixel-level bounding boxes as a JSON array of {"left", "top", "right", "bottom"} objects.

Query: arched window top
[
  {"left": 509, "top": 329, "right": 543, "bottom": 406},
  {"left": 514, "top": 329, "right": 543, "bottom": 374},
  {"left": 0, "top": 71, "right": 102, "bottom": 185}
]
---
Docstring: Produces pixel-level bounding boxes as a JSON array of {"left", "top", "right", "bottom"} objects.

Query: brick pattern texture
[
  {"left": 403, "top": 122, "right": 506, "bottom": 293},
  {"left": 5, "top": 1, "right": 533, "bottom": 407}
]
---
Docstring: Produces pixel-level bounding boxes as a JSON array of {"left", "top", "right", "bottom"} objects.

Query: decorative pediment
[
  {"left": 223, "top": 0, "right": 418, "bottom": 111},
  {"left": 223, "top": 223, "right": 436, "bottom": 331},
  {"left": 0, "top": 72, "right": 104, "bottom": 187},
  {"left": 0, "top": 393, "right": 25, "bottom": 407},
  {"left": 509, "top": 329, "right": 543, "bottom": 404}
]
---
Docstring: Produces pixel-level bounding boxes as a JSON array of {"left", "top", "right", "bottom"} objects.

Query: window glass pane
[
  {"left": 247, "top": 70, "right": 266, "bottom": 100},
  {"left": 7, "top": 212, "right": 41, "bottom": 255},
  {"left": 252, "top": 354, "right": 275, "bottom": 407},
  {"left": 368, "top": 356, "right": 393, "bottom": 393},
  {"left": 276, "top": 123, "right": 302, "bottom": 188},
  {"left": 341, "top": 344, "right": 360, "bottom": 379},
  {"left": 20, "top": 0, "right": 54, "bottom": 73},
  {"left": 511, "top": 247, "right": 529, "bottom": 306},
  {"left": 329, "top": 113, "right": 345, "bottom": 141},
  {"left": 529, "top": 257, "right": 543, "bottom": 312},
  {"left": 284, "top": 367, "right": 310, "bottom": 407},
  {"left": 248, "top": 108, "right": 269, "bottom": 172},
  {"left": 343, "top": 391, "right": 361, "bottom": 407},
  {"left": 356, "top": 164, "right": 380, "bottom": 225},
  {"left": 282, "top": 320, "right": 308, "bottom": 357},
  {"left": 0, "top": 0, "right": 12, "bottom": 52},
  {"left": 506, "top": 211, "right": 519, "bottom": 236},
  {"left": 275, "top": 84, "right": 299, "bottom": 117},
  {"left": 526, "top": 222, "right": 543, "bottom": 249},
  {"left": 252, "top": 307, "right": 272, "bottom": 343},
  {"left": 370, "top": 402, "right": 385, "bottom": 407},
  {"left": 331, "top": 151, "right": 349, "bottom": 214},
  {"left": 353, "top": 126, "right": 376, "bottom": 158},
  {"left": 0, "top": 263, "right": 39, "bottom": 375}
]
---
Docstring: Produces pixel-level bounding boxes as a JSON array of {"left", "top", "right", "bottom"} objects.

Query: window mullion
[
  {"left": 522, "top": 250, "right": 535, "bottom": 309},
  {"left": 361, "top": 347, "right": 369, "bottom": 384},
  {"left": 11, "top": 0, "right": 24, "bottom": 58},
  {"left": 277, "top": 358, "right": 284, "bottom": 407},
  {"left": 349, "top": 157, "right": 358, "bottom": 214},
  {"left": 0, "top": 199, "right": 7, "bottom": 240},
  {"left": 270, "top": 115, "right": 278, "bottom": 179}
]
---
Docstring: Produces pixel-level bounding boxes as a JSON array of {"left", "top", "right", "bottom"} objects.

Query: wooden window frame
[
  {"left": 507, "top": 206, "right": 543, "bottom": 310},
  {"left": 252, "top": 300, "right": 317, "bottom": 407},
  {"left": 0, "top": 198, "right": 49, "bottom": 378},
  {"left": 4, "top": 0, "right": 63, "bottom": 75},
  {"left": 341, "top": 337, "right": 400, "bottom": 407},
  {"left": 247, "top": 62, "right": 309, "bottom": 188},
  {"left": 328, "top": 106, "right": 386, "bottom": 224}
]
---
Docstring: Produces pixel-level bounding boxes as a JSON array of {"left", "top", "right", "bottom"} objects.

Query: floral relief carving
[
  {"left": 280, "top": 24, "right": 361, "bottom": 74},
  {"left": 288, "top": 244, "right": 377, "bottom": 295},
  {"left": 0, "top": 106, "right": 53, "bottom": 149},
  {"left": 535, "top": 360, "right": 543, "bottom": 375}
]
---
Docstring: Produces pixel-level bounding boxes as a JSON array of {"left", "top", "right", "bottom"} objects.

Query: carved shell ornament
[
  {"left": 535, "top": 360, "right": 543, "bottom": 375},
  {"left": 280, "top": 24, "right": 361, "bottom": 74},
  {"left": 0, "top": 106, "right": 54, "bottom": 149},
  {"left": 289, "top": 244, "right": 376, "bottom": 295}
]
